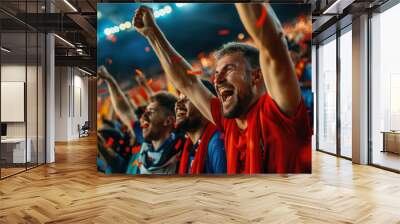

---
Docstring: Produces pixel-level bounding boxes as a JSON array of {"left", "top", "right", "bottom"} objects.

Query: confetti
[
  {"left": 105, "top": 137, "right": 114, "bottom": 148},
  {"left": 119, "top": 139, "right": 124, "bottom": 145},
  {"left": 218, "top": 29, "right": 230, "bottom": 36},
  {"left": 131, "top": 146, "right": 141, "bottom": 154},
  {"left": 256, "top": 6, "right": 268, "bottom": 28},
  {"left": 186, "top": 70, "right": 203, "bottom": 76},
  {"left": 145, "top": 46, "right": 150, "bottom": 52},
  {"left": 106, "top": 34, "right": 117, "bottom": 43}
]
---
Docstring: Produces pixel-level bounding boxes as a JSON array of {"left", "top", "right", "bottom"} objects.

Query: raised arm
[
  {"left": 235, "top": 3, "right": 301, "bottom": 116},
  {"left": 135, "top": 69, "right": 154, "bottom": 98},
  {"left": 98, "top": 66, "right": 137, "bottom": 143},
  {"left": 133, "top": 6, "right": 215, "bottom": 123}
]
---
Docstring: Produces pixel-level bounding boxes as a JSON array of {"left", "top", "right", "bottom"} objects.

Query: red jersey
[{"left": 210, "top": 93, "right": 311, "bottom": 174}]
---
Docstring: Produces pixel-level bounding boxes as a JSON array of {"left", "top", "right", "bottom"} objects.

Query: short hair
[
  {"left": 150, "top": 91, "right": 177, "bottom": 116},
  {"left": 215, "top": 42, "right": 260, "bottom": 70}
]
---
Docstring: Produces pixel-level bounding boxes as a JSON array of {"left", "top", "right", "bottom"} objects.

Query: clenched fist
[{"left": 133, "top": 6, "right": 158, "bottom": 37}]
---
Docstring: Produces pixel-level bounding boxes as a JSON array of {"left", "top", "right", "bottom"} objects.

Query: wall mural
[{"left": 97, "top": 3, "right": 312, "bottom": 175}]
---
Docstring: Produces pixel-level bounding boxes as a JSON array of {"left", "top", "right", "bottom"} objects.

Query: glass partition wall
[
  {"left": 316, "top": 0, "right": 400, "bottom": 172},
  {"left": 316, "top": 26, "right": 353, "bottom": 159},
  {"left": 317, "top": 35, "right": 337, "bottom": 155},
  {"left": 0, "top": 1, "right": 46, "bottom": 179},
  {"left": 370, "top": 3, "right": 400, "bottom": 171},
  {"left": 339, "top": 27, "right": 352, "bottom": 159}
]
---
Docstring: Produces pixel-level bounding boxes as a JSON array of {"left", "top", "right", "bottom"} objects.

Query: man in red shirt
[{"left": 133, "top": 3, "right": 311, "bottom": 173}]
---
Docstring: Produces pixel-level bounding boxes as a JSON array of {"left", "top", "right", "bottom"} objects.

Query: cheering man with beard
[
  {"left": 133, "top": 3, "right": 311, "bottom": 174},
  {"left": 176, "top": 81, "right": 226, "bottom": 174},
  {"left": 98, "top": 67, "right": 185, "bottom": 174}
]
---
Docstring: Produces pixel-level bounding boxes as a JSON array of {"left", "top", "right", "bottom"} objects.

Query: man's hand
[
  {"left": 133, "top": 6, "right": 158, "bottom": 37},
  {"left": 133, "top": 6, "right": 215, "bottom": 124},
  {"left": 135, "top": 69, "right": 147, "bottom": 86},
  {"left": 135, "top": 69, "right": 154, "bottom": 97},
  {"left": 97, "top": 65, "right": 113, "bottom": 82}
]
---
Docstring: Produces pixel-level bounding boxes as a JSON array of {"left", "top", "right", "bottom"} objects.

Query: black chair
[{"left": 78, "top": 121, "right": 90, "bottom": 138}]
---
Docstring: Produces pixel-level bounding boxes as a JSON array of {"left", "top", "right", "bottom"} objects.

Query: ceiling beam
[
  {"left": 55, "top": 55, "right": 96, "bottom": 70},
  {"left": 67, "top": 13, "right": 96, "bottom": 46}
]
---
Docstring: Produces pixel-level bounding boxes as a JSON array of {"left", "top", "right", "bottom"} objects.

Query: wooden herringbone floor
[{"left": 0, "top": 136, "right": 400, "bottom": 224}]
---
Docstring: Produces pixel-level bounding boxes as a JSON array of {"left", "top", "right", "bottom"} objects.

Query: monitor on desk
[{"left": 1, "top": 123, "right": 7, "bottom": 138}]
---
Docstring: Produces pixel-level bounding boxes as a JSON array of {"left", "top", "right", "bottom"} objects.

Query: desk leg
[{"left": 382, "top": 133, "right": 385, "bottom": 153}]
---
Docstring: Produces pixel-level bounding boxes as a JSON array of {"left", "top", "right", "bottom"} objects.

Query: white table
[{"left": 1, "top": 138, "right": 31, "bottom": 163}]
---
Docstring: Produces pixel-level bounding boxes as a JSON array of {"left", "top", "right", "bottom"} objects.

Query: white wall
[
  {"left": 1, "top": 65, "right": 26, "bottom": 140},
  {"left": 54, "top": 67, "right": 89, "bottom": 141},
  {"left": 1, "top": 64, "right": 46, "bottom": 163},
  {"left": 55, "top": 66, "right": 68, "bottom": 141},
  {"left": 1, "top": 65, "right": 40, "bottom": 138}
]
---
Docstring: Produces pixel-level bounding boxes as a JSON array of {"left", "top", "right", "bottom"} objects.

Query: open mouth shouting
[
  {"left": 140, "top": 119, "right": 150, "bottom": 129},
  {"left": 218, "top": 86, "right": 235, "bottom": 106},
  {"left": 175, "top": 107, "right": 188, "bottom": 120}
]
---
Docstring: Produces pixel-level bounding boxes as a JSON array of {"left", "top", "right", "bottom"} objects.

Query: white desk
[{"left": 1, "top": 138, "right": 31, "bottom": 163}]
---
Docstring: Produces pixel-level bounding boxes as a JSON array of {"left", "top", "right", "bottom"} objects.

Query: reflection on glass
[
  {"left": 0, "top": 1, "right": 46, "bottom": 179},
  {"left": 340, "top": 30, "right": 352, "bottom": 158},
  {"left": 1, "top": 31, "right": 27, "bottom": 177},
  {"left": 371, "top": 3, "right": 400, "bottom": 171},
  {"left": 318, "top": 37, "right": 337, "bottom": 154}
]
